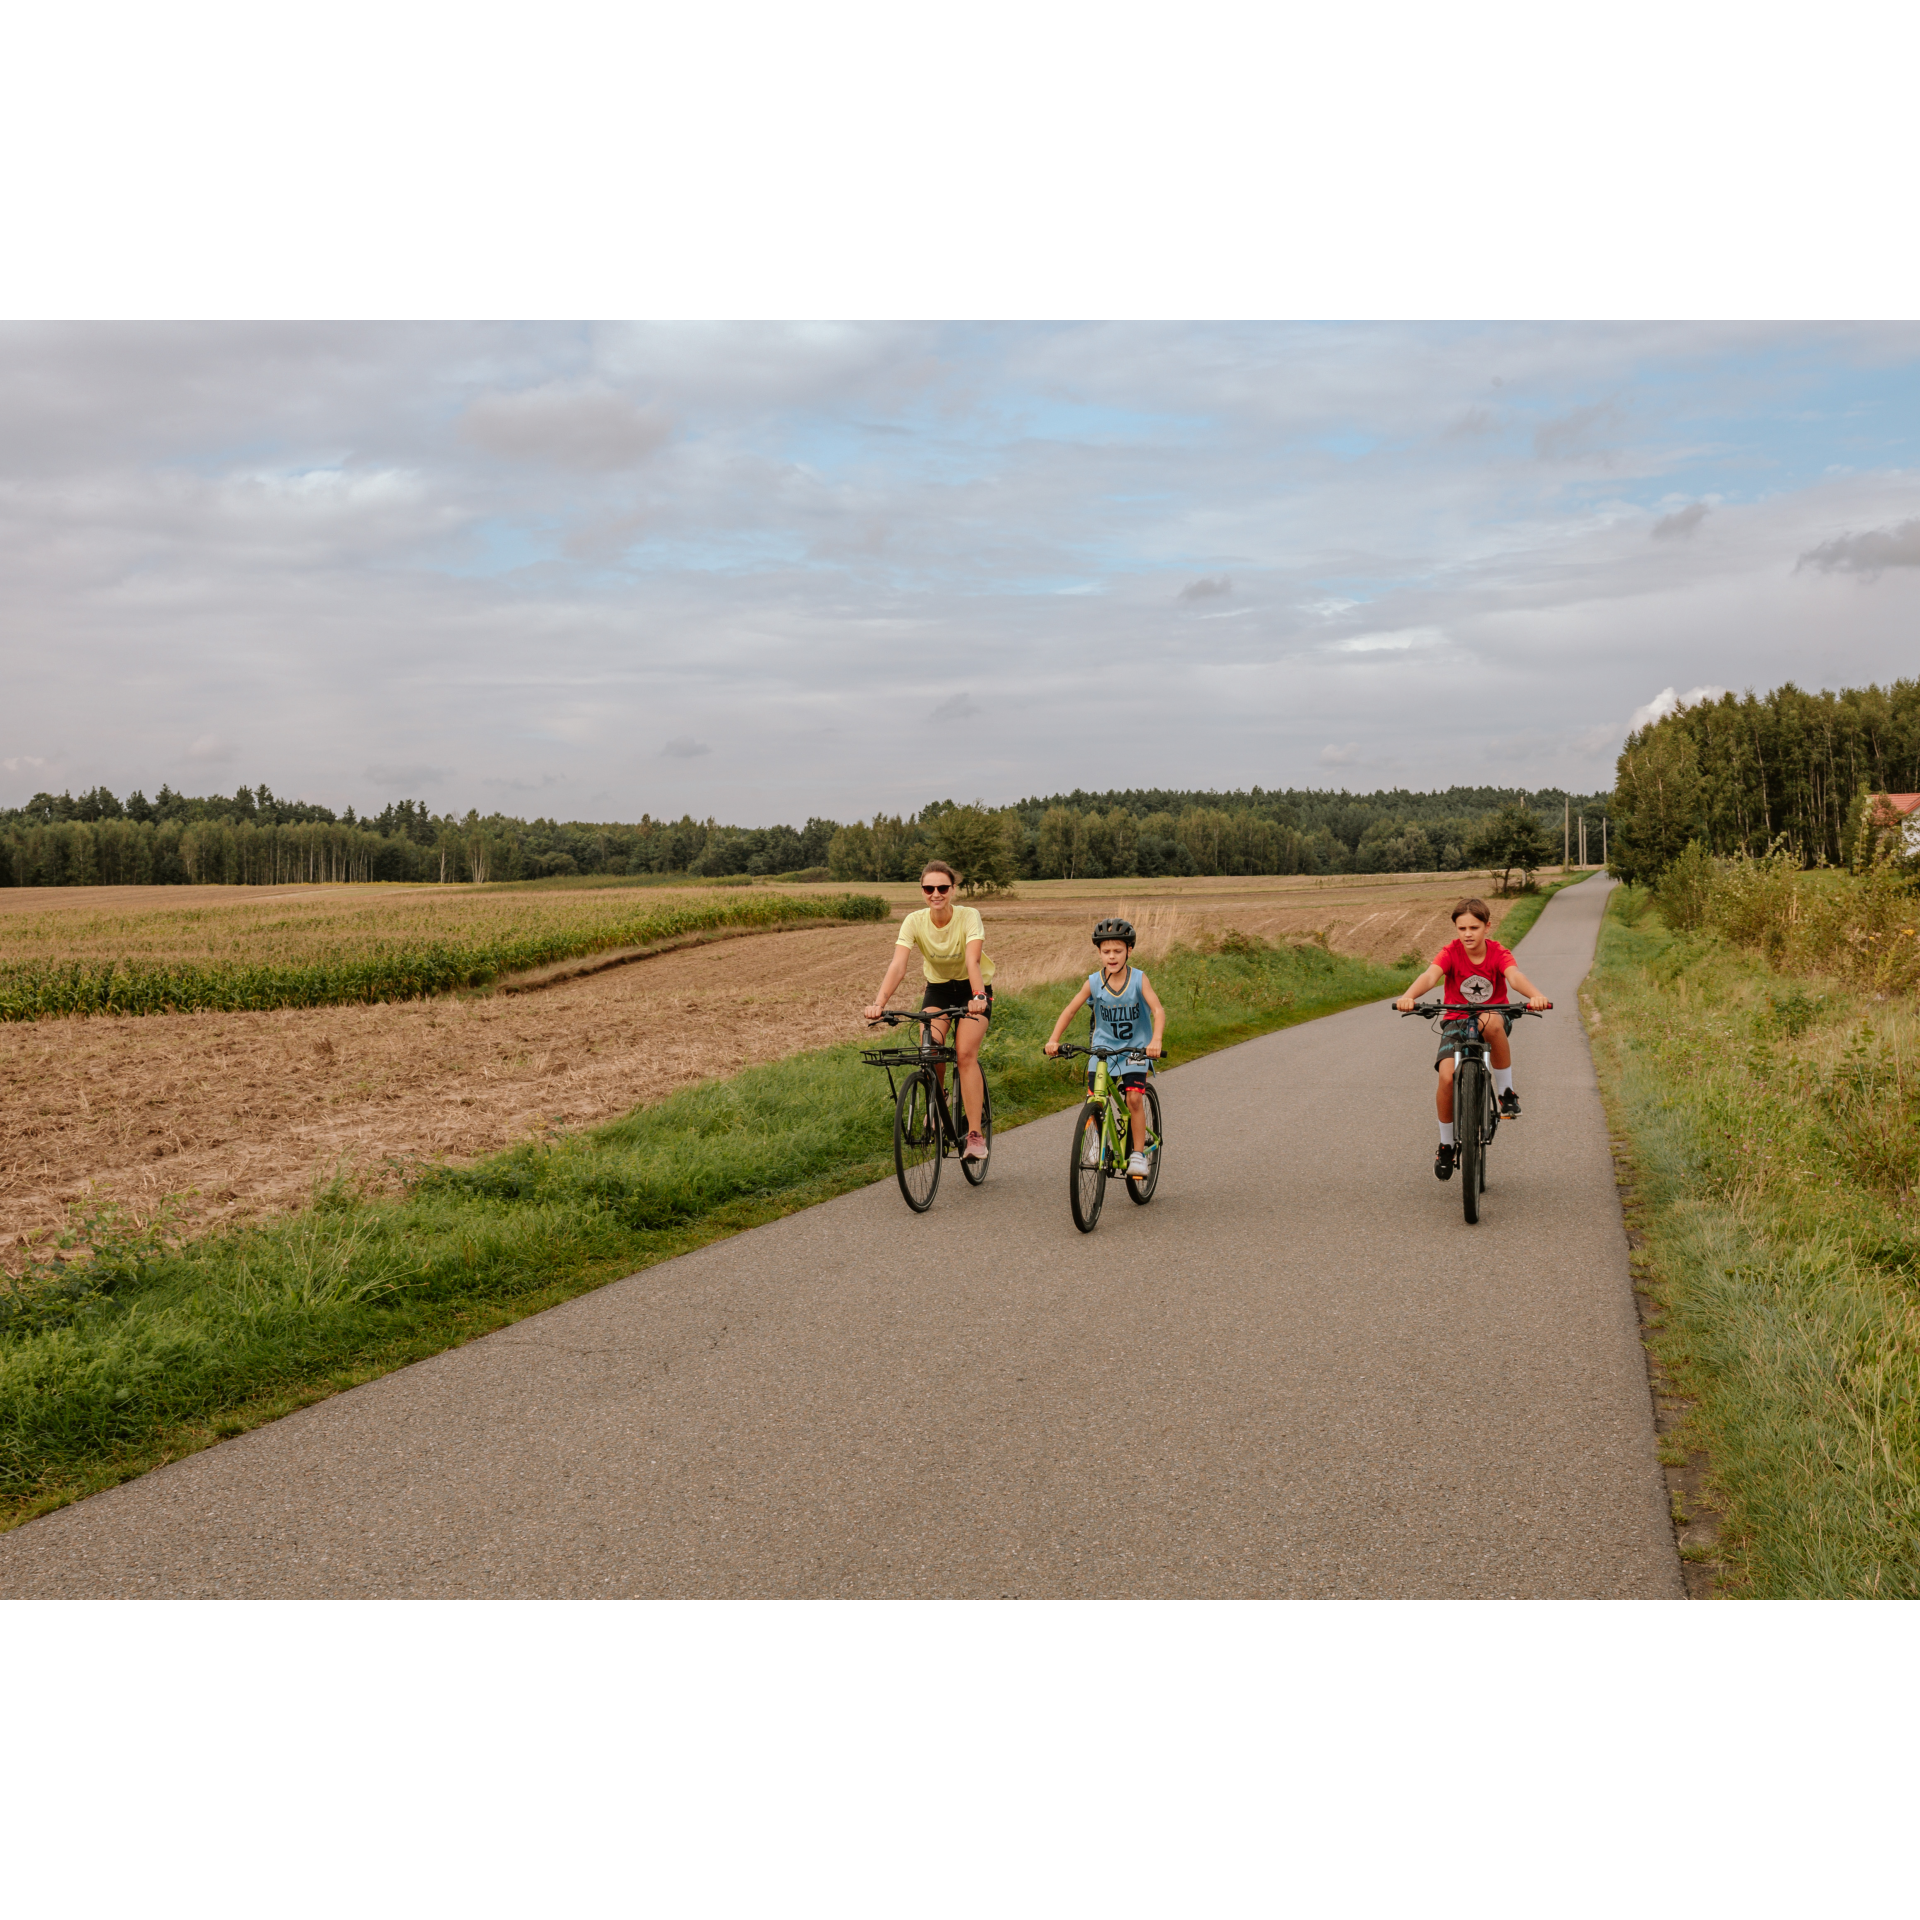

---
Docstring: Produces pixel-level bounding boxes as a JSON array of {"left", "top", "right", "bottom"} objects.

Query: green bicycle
[{"left": 1052, "top": 1042, "right": 1163, "bottom": 1232}]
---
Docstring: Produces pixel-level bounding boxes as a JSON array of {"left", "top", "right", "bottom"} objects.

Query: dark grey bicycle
[
  {"left": 862, "top": 1007, "right": 991, "bottom": 1213},
  {"left": 1399, "top": 999, "right": 1549, "bottom": 1224}
]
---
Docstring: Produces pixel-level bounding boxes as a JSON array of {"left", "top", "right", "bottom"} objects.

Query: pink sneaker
[{"left": 963, "top": 1131, "right": 988, "bottom": 1161}]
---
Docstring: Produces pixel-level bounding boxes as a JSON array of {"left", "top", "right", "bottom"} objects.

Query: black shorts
[
  {"left": 922, "top": 979, "right": 992, "bottom": 1021},
  {"left": 1434, "top": 1008, "right": 1515, "bottom": 1070}
]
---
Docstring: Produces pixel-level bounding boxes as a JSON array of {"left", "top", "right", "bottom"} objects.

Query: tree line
[
  {"left": 1607, "top": 678, "right": 1920, "bottom": 883},
  {"left": 1, "top": 778, "right": 1604, "bottom": 890}
]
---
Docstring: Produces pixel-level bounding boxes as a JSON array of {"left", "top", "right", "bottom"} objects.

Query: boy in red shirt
[{"left": 1395, "top": 897, "right": 1549, "bottom": 1181}]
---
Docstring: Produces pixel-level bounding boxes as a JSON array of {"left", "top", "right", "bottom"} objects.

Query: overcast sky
[{"left": 5, "top": 321, "right": 1920, "bottom": 825}]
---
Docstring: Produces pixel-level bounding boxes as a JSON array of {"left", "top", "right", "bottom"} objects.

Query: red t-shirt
[{"left": 1433, "top": 936, "right": 1515, "bottom": 1009}]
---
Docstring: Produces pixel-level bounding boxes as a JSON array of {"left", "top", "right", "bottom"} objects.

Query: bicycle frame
[{"left": 1085, "top": 1049, "right": 1146, "bottom": 1165}]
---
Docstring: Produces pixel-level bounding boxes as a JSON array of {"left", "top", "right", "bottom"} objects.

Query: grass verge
[
  {"left": 1, "top": 933, "right": 1403, "bottom": 1531},
  {"left": 1587, "top": 885, "right": 1920, "bottom": 1596}
]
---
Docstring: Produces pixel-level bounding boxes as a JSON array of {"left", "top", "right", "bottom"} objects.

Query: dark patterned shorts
[{"left": 1433, "top": 1008, "right": 1515, "bottom": 1071}]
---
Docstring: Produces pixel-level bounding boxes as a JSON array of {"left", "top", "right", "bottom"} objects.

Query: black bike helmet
[{"left": 1090, "top": 917, "right": 1137, "bottom": 948}]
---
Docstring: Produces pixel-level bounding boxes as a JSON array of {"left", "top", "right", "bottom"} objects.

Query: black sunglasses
[{"left": 922, "top": 883, "right": 952, "bottom": 895}]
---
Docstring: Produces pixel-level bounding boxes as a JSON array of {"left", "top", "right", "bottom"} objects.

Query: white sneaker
[{"left": 1127, "top": 1151, "right": 1150, "bottom": 1179}]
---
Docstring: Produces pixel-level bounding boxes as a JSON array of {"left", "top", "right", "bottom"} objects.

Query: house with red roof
[{"left": 1865, "top": 793, "right": 1920, "bottom": 858}]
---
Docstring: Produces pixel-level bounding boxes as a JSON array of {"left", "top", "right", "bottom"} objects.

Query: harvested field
[
  {"left": 0, "top": 878, "right": 744, "bottom": 970},
  {"left": 1, "top": 872, "right": 1531, "bottom": 1261},
  {"left": 0, "top": 883, "right": 352, "bottom": 918}
]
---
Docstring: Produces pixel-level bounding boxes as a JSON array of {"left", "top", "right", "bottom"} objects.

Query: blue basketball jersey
[{"left": 1088, "top": 966, "right": 1152, "bottom": 1074}]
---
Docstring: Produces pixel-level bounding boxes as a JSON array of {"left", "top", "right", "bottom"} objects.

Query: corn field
[{"left": 0, "top": 890, "right": 885, "bottom": 1021}]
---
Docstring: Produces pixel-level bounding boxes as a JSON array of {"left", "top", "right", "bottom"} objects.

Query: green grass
[
  {"left": 1588, "top": 886, "right": 1920, "bottom": 1596},
  {"left": 1, "top": 933, "right": 1403, "bottom": 1530},
  {"left": 0, "top": 891, "right": 885, "bottom": 1021}
]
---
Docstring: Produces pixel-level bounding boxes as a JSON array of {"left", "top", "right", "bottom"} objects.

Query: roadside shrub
[{"left": 1653, "top": 839, "right": 1716, "bottom": 931}]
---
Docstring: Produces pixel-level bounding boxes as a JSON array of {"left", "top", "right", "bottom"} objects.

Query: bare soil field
[{"left": 1, "top": 873, "right": 1524, "bottom": 1261}]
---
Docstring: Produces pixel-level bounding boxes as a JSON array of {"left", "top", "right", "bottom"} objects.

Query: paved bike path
[{"left": 0, "top": 878, "right": 1680, "bottom": 1598}]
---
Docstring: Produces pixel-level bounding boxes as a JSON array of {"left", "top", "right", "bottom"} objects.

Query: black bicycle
[
  {"left": 1051, "top": 1043, "right": 1163, "bottom": 1232},
  {"left": 1399, "top": 999, "right": 1549, "bottom": 1224},
  {"left": 862, "top": 1008, "right": 991, "bottom": 1213}
]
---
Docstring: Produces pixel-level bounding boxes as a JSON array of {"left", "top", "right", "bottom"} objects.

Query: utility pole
[
  {"left": 1602, "top": 817, "right": 1608, "bottom": 869},
  {"left": 1564, "top": 796, "right": 1570, "bottom": 868}
]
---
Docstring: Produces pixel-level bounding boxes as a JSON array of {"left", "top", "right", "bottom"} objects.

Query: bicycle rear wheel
[
  {"left": 894, "top": 1068, "right": 942, "bottom": 1213},
  {"left": 1124, "top": 1081, "right": 1162, "bottom": 1204},
  {"left": 1069, "top": 1101, "right": 1107, "bottom": 1232},
  {"left": 1456, "top": 1058, "right": 1483, "bottom": 1224},
  {"left": 957, "top": 1074, "right": 993, "bottom": 1186}
]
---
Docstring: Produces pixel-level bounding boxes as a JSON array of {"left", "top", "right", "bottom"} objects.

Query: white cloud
[
  {"left": 1318, "top": 743, "right": 1360, "bottom": 766},
  {"left": 930, "top": 693, "right": 981, "bottom": 721},
  {"left": 1336, "top": 626, "right": 1446, "bottom": 653},
  {"left": 1627, "top": 685, "right": 1728, "bottom": 733},
  {"left": 1177, "top": 575, "right": 1232, "bottom": 602},
  {"left": 184, "top": 734, "right": 236, "bottom": 764},
  {"left": 661, "top": 736, "right": 711, "bottom": 759}
]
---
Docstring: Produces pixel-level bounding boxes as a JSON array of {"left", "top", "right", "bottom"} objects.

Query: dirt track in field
[{"left": 1, "top": 873, "right": 1531, "bottom": 1261}]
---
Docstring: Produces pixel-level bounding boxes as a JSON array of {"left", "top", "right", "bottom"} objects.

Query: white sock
[
  {"left": 1438, "top": 1122, "right": 1455, "bottom": 1146},
  {"left": 1492, "top": 1068, "right": 1513, "bottom": 1096}
]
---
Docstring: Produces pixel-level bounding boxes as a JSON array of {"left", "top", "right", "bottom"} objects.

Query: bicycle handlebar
[
  {"left": 867, "top": 1007, "right": 984, "bottom": 1029},
  {"left": 1050, "top": 1042, "right": 1156, "bottom": 1060},
  {"left": 1395, "top": 1000, "right": 1551, "bottom": 1018}
]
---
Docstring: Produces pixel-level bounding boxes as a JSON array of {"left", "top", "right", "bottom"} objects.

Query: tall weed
[{"left": 1654, "top": 842, "right": 1920, "bottom": 996}]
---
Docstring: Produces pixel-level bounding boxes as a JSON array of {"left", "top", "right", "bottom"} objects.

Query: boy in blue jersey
[{"left": 1044, "top": 917, "right": 1167, "bottom": 1179}]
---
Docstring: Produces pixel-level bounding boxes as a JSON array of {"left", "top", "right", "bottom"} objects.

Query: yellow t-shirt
[{"left": 895, "top": 904, "right": 995, "bottom": 985}]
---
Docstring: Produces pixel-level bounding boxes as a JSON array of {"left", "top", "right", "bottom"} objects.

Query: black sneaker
[
  {"left": 1434, "top": 1143, "right": 1456, "bottom": 1181},
  {"left": 1499, "top": 1089, "right": 1521, "bottom": 1119}
]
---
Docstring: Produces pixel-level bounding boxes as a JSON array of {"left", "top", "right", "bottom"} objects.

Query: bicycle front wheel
[
  {"left": 1124, "top": 1081, "right": 1162, "bottom": 1204},
  {"left": 894, "top": 1068, "right": 943, "bottom": 1213},
  {"left": 958, "top": 1074, "right": 993, "bottom": 1186},
  {"left": 1456, "top": 1058, "right": 1483, "bottom": 1225},
  {"left": 1069, "top": 1101, "right": 1107, "bottom": 1232}
]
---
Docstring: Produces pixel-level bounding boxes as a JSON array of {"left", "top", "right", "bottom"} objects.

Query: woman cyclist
[{"left": 864, "top": 860, "right": 994, "bottom": 1161}]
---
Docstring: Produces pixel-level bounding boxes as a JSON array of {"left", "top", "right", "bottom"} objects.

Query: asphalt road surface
[{"left": 0, "top": 877, "right": 1681, "bottom": 1598}]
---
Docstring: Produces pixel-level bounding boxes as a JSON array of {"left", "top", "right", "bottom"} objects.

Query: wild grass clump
[
  {"left": 1655, "top": 840, "right": 1920, "bottom": 995},
  {"left": 0, "top": 891, "right": 886, "bottom": 1021},
  {"left": 1592, "top": 886, "right": 1920, "bottom": 1594},
  {"left": 1, "top": 935, "right": 1402, "bottom": 1529}
]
